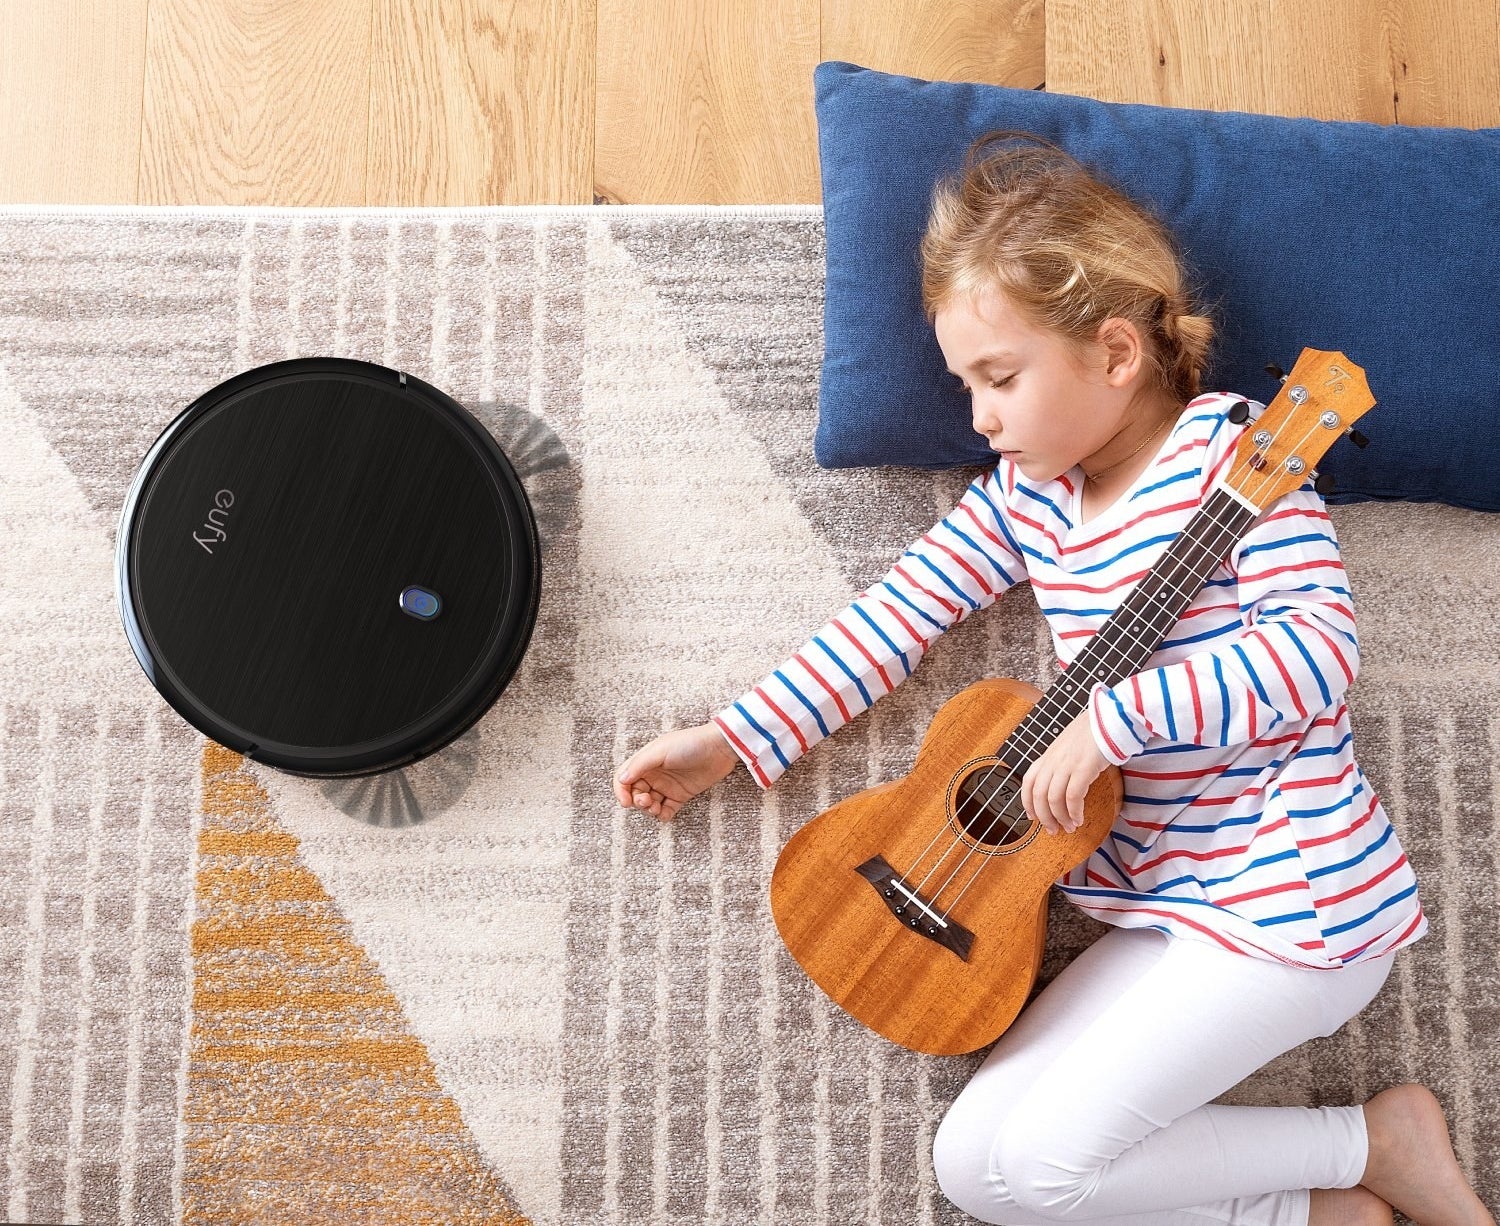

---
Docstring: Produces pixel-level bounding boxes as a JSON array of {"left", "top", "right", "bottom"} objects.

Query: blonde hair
[{"left": 919, "top": 131, "right": 1217, "bottom": 406}]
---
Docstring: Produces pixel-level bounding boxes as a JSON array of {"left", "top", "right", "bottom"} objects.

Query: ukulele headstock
[{"left": 1227, "top": 348, "right": 1375, "bottom": 511}]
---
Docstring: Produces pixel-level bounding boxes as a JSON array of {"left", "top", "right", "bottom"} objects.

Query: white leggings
[{"left": 932, "top": 924, "right": 1396, "bottom": 1225}]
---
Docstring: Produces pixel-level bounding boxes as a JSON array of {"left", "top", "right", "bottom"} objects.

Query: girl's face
[{"left": 933, "top": 285, "right": 1157, "bottom": 485}]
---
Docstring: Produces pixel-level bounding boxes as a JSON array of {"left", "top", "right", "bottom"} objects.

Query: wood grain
[
  {"left": 0, "top": 0, "right": 1494, "bottom": 205},
  {"left": 0, "top": 0, "right": 151, "bottom": 204},
  {"left": 139, "top": 0, "right": 370, "bottom": 205},
  {"left": 1047, "top": 0, "right": 1500, "bottom": 126},
  {"left": 594, "top": 0, "right": 821, "bottom": 204}
]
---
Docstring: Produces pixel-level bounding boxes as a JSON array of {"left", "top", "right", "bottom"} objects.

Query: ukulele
[{"left": 768, "top": 348, "right": 1376, "bottom": 1055}]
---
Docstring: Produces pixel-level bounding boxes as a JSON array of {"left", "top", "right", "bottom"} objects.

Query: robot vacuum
[{"left": 115, "top": 356, "right": 542, "bottom": 779}]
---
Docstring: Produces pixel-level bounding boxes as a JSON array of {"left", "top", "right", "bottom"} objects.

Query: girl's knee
[
  {"left": 933, "top": 1108, "right": 995, "bottom": 1219},
  {"left": 989, "top": 1113, "right": 1097, "bottom": 1220}
]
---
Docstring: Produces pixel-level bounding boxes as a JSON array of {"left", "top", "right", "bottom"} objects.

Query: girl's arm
[
  {"left": 713, "top": 466, "right": 1028, "bottom": 788},
  {"left": 1086, "top": 483, "right": 1357, "bottom": 764}
]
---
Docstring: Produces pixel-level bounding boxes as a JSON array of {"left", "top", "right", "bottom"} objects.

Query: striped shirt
[{"left": 712, "top": 392, "right": 1427, "bottom": 970}]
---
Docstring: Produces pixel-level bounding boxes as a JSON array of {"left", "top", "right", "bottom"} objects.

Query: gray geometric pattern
[{"left": 0, "top": 208, "right": 1494, "bottom": 1225}]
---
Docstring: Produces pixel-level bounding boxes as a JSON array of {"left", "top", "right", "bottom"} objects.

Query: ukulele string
[
  {"left": 896, "top": 411, "right": 1324, "bottom": 921},
  {"left": 897, "top": 470, "right": 1250, "bottom": 911},
  {"left": 927, "top": 413, "right": 1327, "bottom": 922},
  {"left": 911, "top": 490, "right": 1245, "bottom": 915}
]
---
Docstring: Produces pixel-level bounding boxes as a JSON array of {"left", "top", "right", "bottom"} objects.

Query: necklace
[{"left": 1081, "top": 409, "right": 1176, "bottom": 483}]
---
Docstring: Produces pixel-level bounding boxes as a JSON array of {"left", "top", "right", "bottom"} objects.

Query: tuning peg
[
  {"left": 1227, "top": 399, "right": 1252, "bottom": 424},
  {"left": 1312, "top": 470, "right": 1336, "bottom": 496},
  {"left": 1264, "top": 362, "right": 1286, "bottom": 383},
  {"left": 1346, "top": 427, "right": 1370, "bottom": 448}
]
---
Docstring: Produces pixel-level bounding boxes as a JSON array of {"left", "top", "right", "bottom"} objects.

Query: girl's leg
[{"left": 932, "top": 924, "right": 1394, "bottom": 1225}]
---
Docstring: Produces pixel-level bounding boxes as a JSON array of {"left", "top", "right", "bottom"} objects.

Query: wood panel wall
[{"left": 1, "top": 0, "right": 1495, "bottom": 206}]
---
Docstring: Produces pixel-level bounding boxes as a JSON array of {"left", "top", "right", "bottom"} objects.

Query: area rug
[{"left": 0, "top": 205, "right": 1495, "bottom": 1225}]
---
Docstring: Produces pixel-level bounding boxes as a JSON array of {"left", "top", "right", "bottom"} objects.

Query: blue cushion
[{"left": 813, "top": 60, "right": 1500, "bottom": 512}]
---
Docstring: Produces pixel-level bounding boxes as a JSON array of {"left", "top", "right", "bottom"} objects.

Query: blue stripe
[
  {"left": 912, "top": 551, "right": 980, "bottom": 611},
  {"left": 1281, "top": 619, "right": 1333, "bottom": 707},
  {"left": 878, "top": 580, "right": 945, "bottom": 633},
  {"left": 1135, "top": 467, "right": 1197, "bottom": 499},
  {"left": 1157, "top": 668, "right": 1177, "bottom": 740},
  {"left": 1102, "top": 688, "right": 1141, "bottom": 750},
  {"left": 1211, "top": 654, "right": 1232, "bottom": 745},
  {"left": 1305, "top": 818, "right": 1392, "bottom": 879},
  {"left": 1251, "top": 909, "right": 1319, "bottom": 928},
  {"left": 732, "top": 701, "right": 791, "bottom": 772},
  {"left": 1162, "top": 619, "right": 1242, "bottom": 651},
  {"left": 974, "top": 477, "right": 1028, "bottom": 562},
  {"left": 1015, "top": 483, "right": 1072, "bottom": 528},
  {"left": 1057, "top": 883, "right": 1236, "bottom": 911},
  {"left": 1230, "top": 642, "right": 1272, "bottom": 708},
  {"left": 941, "top": 518, "right": 1021, "bottom": 589},
  {"left": 1067, "top": 531, "right": 1180, "bottom": 575},
  {"left": 1284, "top": 784, "right": 1363, "bottom": 822},
  {"left": 852, "top": 603, "right": 912, "bottom": 677},
  {"left": 1239, "top": 532, "right": 1334, "bottom": 560},
  {"left": 1150, "top": 846, "right": 1303, "bottom": 893},
  {"left": 1092, "top": 842, "right": 1138, "bottom": 887},
  {"left": 1321, "top": 883, "right": 1418, "bottom": 937},
  {"left": 774, "top": 667, "right": 829, "bottom": 738},
  {"left": 812, "top": 633, "right": 873, "bottom": 708}
]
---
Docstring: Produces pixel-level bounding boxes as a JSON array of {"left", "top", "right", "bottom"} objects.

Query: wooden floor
[{"left": 2, "top": 0, "right": 1497, "bottom": 206}]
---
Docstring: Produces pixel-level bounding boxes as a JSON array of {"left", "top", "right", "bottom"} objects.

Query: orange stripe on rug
[{"left": 185, "top": 741, "right": 530, "bottom": 1226}]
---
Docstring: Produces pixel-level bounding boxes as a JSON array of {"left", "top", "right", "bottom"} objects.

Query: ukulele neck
[{"left": 1000, "top": 484, "right": 1263, "bottom": 768}]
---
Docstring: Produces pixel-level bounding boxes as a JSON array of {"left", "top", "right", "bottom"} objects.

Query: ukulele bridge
[{"left": 855, "top": 855, "right": 975, "bottom": 962}]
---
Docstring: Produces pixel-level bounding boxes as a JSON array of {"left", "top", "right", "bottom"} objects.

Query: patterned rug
[{"left": 0, "top": 205, "right": 1495, "bottom": 1225}]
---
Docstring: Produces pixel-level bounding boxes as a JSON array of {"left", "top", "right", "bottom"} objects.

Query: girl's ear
[{"left": 1096, "top": 316, "right": 1146, "bottom": 385}]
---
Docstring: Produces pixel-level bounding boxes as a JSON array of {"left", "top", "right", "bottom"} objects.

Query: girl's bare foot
[
  {"left": 1360, "top": 1083, "right": 1495, "bottom": 1226},
  {"left": 1308, "top": 1185, "right": 1393, "bottom": 1225}
]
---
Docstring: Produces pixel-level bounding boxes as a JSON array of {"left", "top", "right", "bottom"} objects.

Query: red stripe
[
  {"left": 955, "top": 499, "right": 1008, "bottom": 553},
  {"left": 1134, "top": 814, "right": 1291, "bottom": 873},
  {"left": 1214, "top": 878, "right": 1307, "bottom": 908},
  {"left": 1186, "top": 660, "right": 1205, "bottom": 740},
  {"left": 1091, "top": 705, "right": 1129, "bottom": 762},
  {"left": 712, "top": 715, "right": 771, "bottom": 788},
  {"left": 793, "top": 650, "right": 852, "bottom": 723},
  {"left": 1128, "top": 673, "right": 1153, "bottom": 739},
  {"left": 1252, "top": 627, "right": 1309, "bottom": 721},
  {"left": 1031, "top": 568, "right": 1149, "bottom": 594},
  {"left": 1063, "top": 494, "right": 1199, "bottom": 554},
  {"left": 1314, "top": 852, "right": 1409, "bottom": 908},
  {"left": 1289, "top": 615, "right": 1356, "bottom": 685},
  {"left": 1241, "top": 557, "right": 1347, "bottom": 584},
  {"left": 1279, "top": 760, "right": 1356, "bottom": 791},
  {"left": 834, "top": 620, "right": 894, "bottom": 693},
  {"left": 1009, "top": 508, "right": 1067, "bottom": 558},
  {"left": 922, "top": 533, "right": 996, "bottom": 597},
  {"left": 1078, "top": 903, "right": 1258, "bottom": 957},
  {"left": 878, "top": 599, "right": 927, "bottom": 650},
  {"left": 1295, "top": 791, "right": 1376, "bottom": 851},
  {"left": 1335, "top": 902, "right": 1424, "bottom": 963},
  {"left": 752, "top": 685, "right": 809, "bottom": 754},
  {"left": 892, "top": 562, "right": 960, "bottom": 616}
]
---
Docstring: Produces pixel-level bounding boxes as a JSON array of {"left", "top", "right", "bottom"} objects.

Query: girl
[{"left": 611, "top": 133, "right": 1493, "bottom": 1226}]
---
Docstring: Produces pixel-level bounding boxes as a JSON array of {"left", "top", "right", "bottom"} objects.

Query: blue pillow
[{"left": 813, "top": 60, "right": 1500, "bottom": 512}]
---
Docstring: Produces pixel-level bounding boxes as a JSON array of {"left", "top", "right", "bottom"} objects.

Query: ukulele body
[{"left": 768, "top": 676, "right": 1123, "bottom": 1056}]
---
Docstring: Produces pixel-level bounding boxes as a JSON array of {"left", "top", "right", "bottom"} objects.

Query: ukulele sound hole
[{"left": 953, "top": 765, "right": 1030, "bottom": 847}]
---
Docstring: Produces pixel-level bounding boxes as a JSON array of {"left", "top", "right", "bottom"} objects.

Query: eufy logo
[{"left": 193, "top": 489, "right": 235, "bottom": 554}]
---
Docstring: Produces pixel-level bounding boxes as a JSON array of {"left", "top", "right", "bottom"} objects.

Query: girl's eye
[{"left": 990, "top": 375, "right": 1015, "bottom": 389}]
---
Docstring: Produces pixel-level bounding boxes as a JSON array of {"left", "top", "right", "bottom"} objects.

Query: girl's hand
[
  {"left": 1021, "top": 711, "right": 1111, "bottom": 835},
  {"left": 613, "top": 722, "right": 741, "bottom": 821}
]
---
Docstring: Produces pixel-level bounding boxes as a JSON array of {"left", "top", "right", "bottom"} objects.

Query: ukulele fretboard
[{"left": 998, "top": 484, "right": 1262, "bottom": 769}]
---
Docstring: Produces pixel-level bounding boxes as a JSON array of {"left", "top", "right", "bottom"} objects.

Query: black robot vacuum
[{"left": 115, "top": 356, "right": 541, "bottom": 779}]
